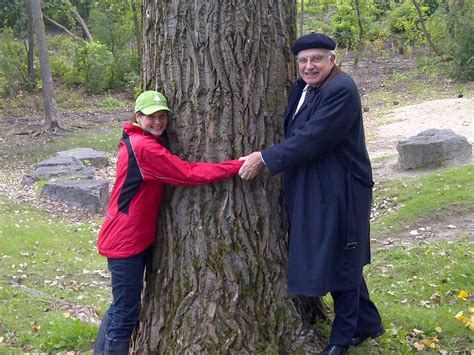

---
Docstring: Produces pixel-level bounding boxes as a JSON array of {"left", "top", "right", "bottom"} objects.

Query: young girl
[{"left": 93, "top": 91, "right": 242, "bottom": 354}]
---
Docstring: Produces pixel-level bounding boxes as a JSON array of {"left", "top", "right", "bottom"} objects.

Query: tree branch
[
  {"left": 412, "top": 0, "right": 452, "bottom": 61},
  {"left": 43, "top": 15, "right": 85, "bottom": 42}
]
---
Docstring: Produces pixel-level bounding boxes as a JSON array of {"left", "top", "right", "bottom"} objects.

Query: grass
[
  {"left": 0, "top": 197, "right": 109, "bottom": 353},
  {"left": 372, "top": 165, "right": 474, "bottom": 233},
  {"left": 320, "top": 238, "right": 474, "bottom": 354},
  {"left": 362, "top": 239, "right": 474, "bottom": 354}
]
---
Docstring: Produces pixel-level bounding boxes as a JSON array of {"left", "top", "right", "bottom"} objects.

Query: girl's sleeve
[{"left": 133, "top": 140, "right": 243, "bottom": 186}]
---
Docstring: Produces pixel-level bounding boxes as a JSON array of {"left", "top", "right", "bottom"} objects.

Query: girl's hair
[{"left": 129, "top": 111, "right": 143, "bottom": 123}]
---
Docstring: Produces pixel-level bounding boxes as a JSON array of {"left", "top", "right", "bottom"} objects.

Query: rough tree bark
[
  {"left": 29, "top": 0, "right": 63, "bottom": 131},
  {"left": 134, "top": 1, "right": 326, "bottom": 353}
]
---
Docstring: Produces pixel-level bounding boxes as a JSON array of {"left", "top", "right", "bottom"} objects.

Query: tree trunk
[
  {"left": 300, "top": 0, "right": 305, "bottom": 36},
  {"left": 131, "top": 0, "right": 141, "bottom": 73},
  {"left": 353, "top": 0, "right": 364, "bottom": 67},
  {"left": 134, "top": 1, "right": 327, "bottom": 353},
  {"left": 30, "top": 0, "right": 63, "bottom": 131},
  {"left": 43, "top": 14, "right": 85, "bottom": 42},
  {"left": 412, "top": 0, "right": 449, "bottom": 59},
  {"left": 66, "top": 0, "right": 93, "bottom": 42},
  {"left": 26, "top": 0, "right": 35, "bottom": 85}
]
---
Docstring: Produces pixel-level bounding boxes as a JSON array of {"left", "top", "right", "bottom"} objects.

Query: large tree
[{"left": 134, "top": 1, "right": 326, "bottom": 353}]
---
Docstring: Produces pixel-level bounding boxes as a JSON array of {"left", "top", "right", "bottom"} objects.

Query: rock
[
  {"left": 41, "top": 180, "right": 109, "bottom": 212},
  {"left": 56, "top": 148, "right": 108, "bottom": 168},
  {"left": 397, "top": 129, "right": 472, "bottom": 170},
  {"left": 21, "top": 156, "right": 95, "bottom": 185}
]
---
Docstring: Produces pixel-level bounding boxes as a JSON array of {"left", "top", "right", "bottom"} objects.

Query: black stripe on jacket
[{"left": 117, "top": 132, "right": 144, "bottom": 214}]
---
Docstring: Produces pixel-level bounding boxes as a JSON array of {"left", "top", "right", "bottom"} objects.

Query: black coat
[{"left": 262, "top": 67, "right": 373, "bottom": 296}]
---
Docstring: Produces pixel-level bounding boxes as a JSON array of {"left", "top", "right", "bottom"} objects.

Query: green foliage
[
  {"left": 448, "top": 4, "right": 474, "bottom": 80},
  {"left": 73, "top": 41, "right": 113, "bottom": 93},
  {"left": 331, "top": 1, "right": 358, "bottom": 47},
  {"left": 387, "top": 1, "right": 422, "bottom": 43},
  {"left": 0, "top": 0, "right": 28, "bottom": 35},
  {"left": 88, "top": 1, "right": 139, "bottom": 91},
  {"left": 0, "top": 28, "right": 28, "bottom": 95},
  {"left": 95, "top": 96, "right": 128, "bottom": 110}
]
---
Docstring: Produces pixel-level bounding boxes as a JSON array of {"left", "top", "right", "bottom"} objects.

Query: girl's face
[{"left": 136, "top": 110, "right": 168, "bottom": 136}]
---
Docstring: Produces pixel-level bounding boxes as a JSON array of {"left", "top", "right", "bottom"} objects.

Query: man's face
[{"left": 296, "top": 48, "right": 335, "bottom": 86}]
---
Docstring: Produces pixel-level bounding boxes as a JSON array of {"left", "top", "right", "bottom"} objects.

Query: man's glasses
[{"left": 296, "top": 53, "right": 332, "bottom": 65}]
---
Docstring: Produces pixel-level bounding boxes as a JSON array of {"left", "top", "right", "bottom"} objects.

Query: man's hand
[{"left": 239, "top": 151, "right": 264, "bottom": 180}]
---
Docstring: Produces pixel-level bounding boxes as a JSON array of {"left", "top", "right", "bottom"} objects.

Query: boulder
[
  {"left": 56, "top": 148, "right": 108, "bottom": 168},
  {"left": 21, "top": 156, "right": 95, "bottom": 185},
  {"left": 397, "top": 129, "right": 472, "bottom": 170},
  {"left": 41, "top": 179, "right": 109, "bottom": 212}
]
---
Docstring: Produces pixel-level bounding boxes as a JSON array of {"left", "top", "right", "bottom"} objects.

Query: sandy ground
[{"left": 368, "top": 97, "right": 473, "bottom": 159}]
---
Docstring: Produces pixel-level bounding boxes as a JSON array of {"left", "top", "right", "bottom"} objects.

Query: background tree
[
  {"left": 29, "top": 0, "right": 63, "bottom": 131},
  {"left": 133, "top": 1, "right": 326, "bottom": 353}
]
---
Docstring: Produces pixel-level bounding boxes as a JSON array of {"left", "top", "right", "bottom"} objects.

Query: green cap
[{"left": 134, "top": 91, "right": 171, "bottom": 115}]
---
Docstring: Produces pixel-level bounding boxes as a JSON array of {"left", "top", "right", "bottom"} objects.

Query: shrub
[
  {"left": 449, "top": 6, "right": 474, "bottom": 80},
  {"left": 0, "top": 28, "right": 28, "bottom": 96},
  {"left": 73, "top": 41, "right": 113, "bottom": 93}
]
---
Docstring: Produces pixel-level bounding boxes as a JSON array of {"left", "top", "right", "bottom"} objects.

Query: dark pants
[
  {"left": 93, "top": 248, "right": 149, "bottom": 355},
  {"left": 329, "top": 277, "right": 383, "bottom": 347}
]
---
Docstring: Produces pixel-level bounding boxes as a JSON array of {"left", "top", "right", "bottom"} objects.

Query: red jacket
[{"left": 97, "top": 123, "right": 243, "bottom": 258}]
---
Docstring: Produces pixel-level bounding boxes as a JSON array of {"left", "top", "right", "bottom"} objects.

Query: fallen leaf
[
  {"left": 430, "top": 292, "right": 441, "bottom": 304},
  {"left": 413, "top": 341, "right": 425, "bottom": 351},
  {"left": 63, "top": 311, "right": 71, "bottom": 318},
  {"left": 455, "top": 311, "right": 468, "bottom": 323},
  {"left": 413, "top": 328, "right": 424, "bottom": 335},
  {"left": 31, "top": 321, "right": 41, "bottom": 332},
  {"left": 435, "top": 326, "right": 442, "bottom": 333},
  {"left": 457, "top": 290, "right": 469, "bottom": 301}
]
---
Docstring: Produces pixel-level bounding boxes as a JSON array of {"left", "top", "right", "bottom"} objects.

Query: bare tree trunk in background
[
  {"left": 65, "top": 0, "right": 93, "bottom": 42},
  {"left": 26, "top": 0, "right": 35, "bottom": 84},
  {"left": 412, "top": 0, "right": 449, "bottom": 59},
  {"left": 353, "top": 0, "right": 364, "bottom": 67},
  {"left": 131, "top": 0, "right": 141, "bottom": 73},
  {"left": 30, "top": 0, "right": 63, "bottom": 131},
  {"left": 134, "top": 1, "right": 327, "bottom": 353},
  {"left": 300, "top": 0, "right": 305, "bottom": 36},
  {"left": 43, "top": 14, "right": 84, "bottom": 41}
]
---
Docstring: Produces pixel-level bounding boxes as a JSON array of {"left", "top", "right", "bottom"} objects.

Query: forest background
[{"left": 0, "top": 0, "right": 473, "bottom": 353}]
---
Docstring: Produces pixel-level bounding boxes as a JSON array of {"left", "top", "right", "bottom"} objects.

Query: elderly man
[{"left": 239, "top": 32, "right": 384, "bottom": 354}]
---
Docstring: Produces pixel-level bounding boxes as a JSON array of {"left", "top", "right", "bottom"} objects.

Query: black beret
[{"left": 292, "top": 32, "right": 336, "bottom": 55}]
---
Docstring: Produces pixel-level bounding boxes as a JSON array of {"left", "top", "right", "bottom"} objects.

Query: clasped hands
[{"left": 238, "top": 151, "right": 264, "bottom": 180}]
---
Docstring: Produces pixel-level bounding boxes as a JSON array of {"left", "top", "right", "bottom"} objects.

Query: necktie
[{"left": 305, "top": 85, "right": 315, "bottom": 101}]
